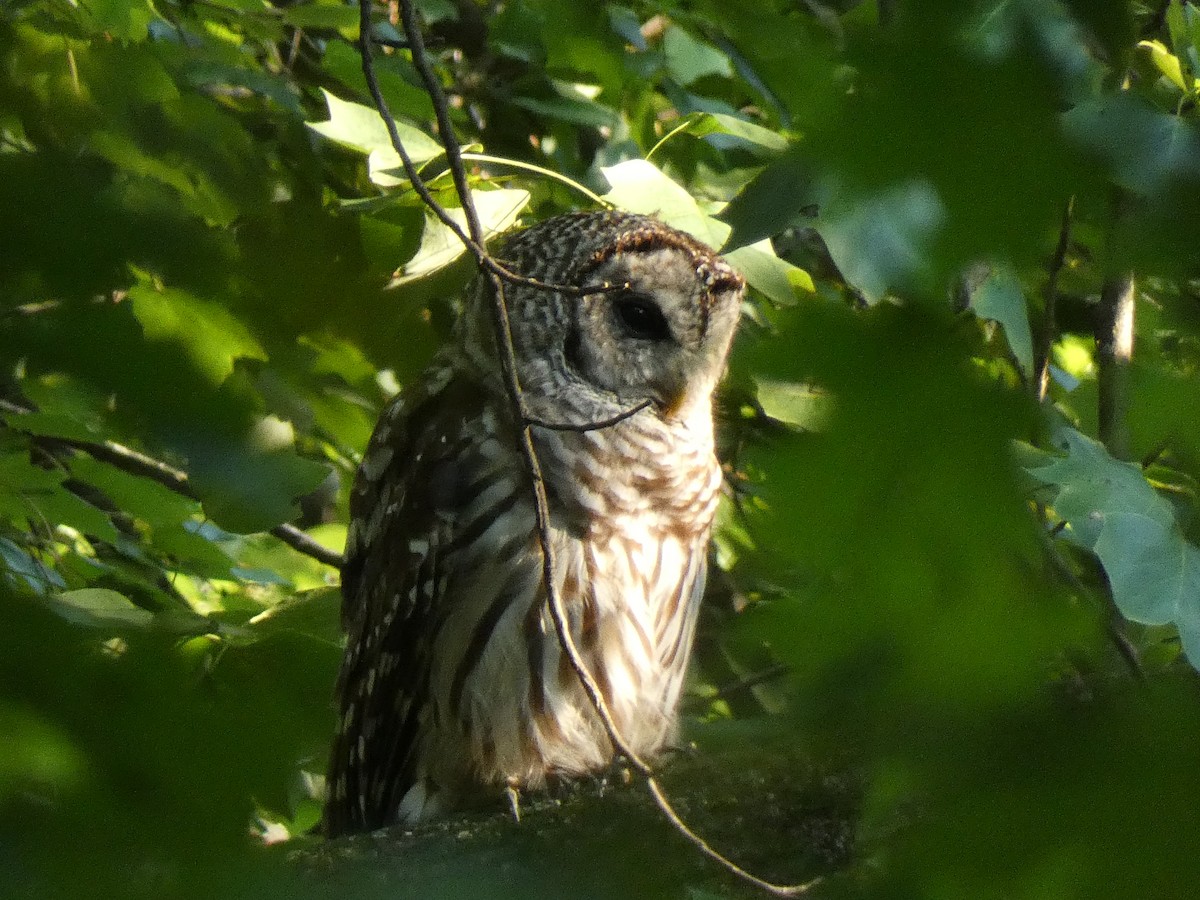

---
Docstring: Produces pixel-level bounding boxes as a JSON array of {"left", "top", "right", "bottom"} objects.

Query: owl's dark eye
[{"left": 613, "top": 292, "right": 672, "bottom": 342}]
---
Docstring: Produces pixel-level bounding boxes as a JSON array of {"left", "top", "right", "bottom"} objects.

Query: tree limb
[
  {"left": 1095, "top": 274, "right": 1135, "bottom": 461},
  {"left": 1, "top": 401, "right": 344, "bottom": 569}
]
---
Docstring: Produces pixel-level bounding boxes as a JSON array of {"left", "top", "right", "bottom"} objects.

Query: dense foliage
[{"left": 3, "top": 0, "right": 1199, "bottom": 896}]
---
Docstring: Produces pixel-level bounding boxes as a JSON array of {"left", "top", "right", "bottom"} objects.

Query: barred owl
[{"left": 324, "top": 211, "right": 745, "bottom": 836}]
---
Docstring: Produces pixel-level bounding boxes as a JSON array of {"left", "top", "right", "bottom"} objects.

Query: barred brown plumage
[{"left": 323, "top": 211, "right": 745, "bottom": 835}]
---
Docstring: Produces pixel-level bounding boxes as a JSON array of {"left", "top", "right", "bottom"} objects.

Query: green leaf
[
  {"left": 649, "top": 111, "right": 789, "bottom": 161},
  {"left": 188, "top": 444, "right": 330, "bottom": 535},
  {"left": 724, "top": 243, "right": 814, "bottom": 302},
  {"left": 600, "top": 160, "right": 810, "bottom": 302},
  {"left": 67, "top": 455, "right": 200, "bottom": 530},
  {"left": 817, "top": 180, "right": 946, "bottom": 303},
  {"left": 281, "top": 2, "right": 360, "bottom": 31},
  {"left": 1063, "top": 95, "right": 1200, "bottom": 197},
  {"left": 0, "top": 451, "right": 67, "bottom": 504},
  {"left": 0, "top": 702, "right": 85, "bottom": 800},
  {"left": 0, "top": 411, "right": 103, "bottom": 444},
  {"left": 0, "top": 537, "right": 66, "bottom": 592},
  {"left": 662, "top": 26, "right": 733, "bottom": 86},
  {"left": 30, "top": 488, "right": 119, "bottom": 544},
  {"left": 1026, "top": 426, "right": 1200, "bottom": 666},
  {"left": 718, "top": 148, "right": 814, "bottom": 251},
  {"left": 1027, "top": 427, "right": 1175, "bottom": 547},
  {"left": 0, "top": 452, "right": 117, "bottom": 542},
  {"left": 82, "top": 0, "right": 154, "bottom": 41},
  {"left": 179, "top": 60, "right": 304, "bottom": 116},
  {"left": 45, "top": 588, "right": 154, "bottom": 630},
  {"left": 248, "top": 586, "right": 342, "bottom": 647},
  {"left": 1093, "top": 513, "right": 1200, "bottom": 628},
  {"left": 969, "top": 265, "right": 1035, "bottom": 374},
  {"left": 307, "top": 90, "right": 444, "bottom": 186},
  {"left": 150, "top": 523, "right": 238, "bottom": 579},
  {"left": 129, "top": 282, "right": 267, "bottom": 386},
  {"left": 521, "top": 0, "right": 626, "bottom": 95},
  {"left": 298, "top": 333, "right": 379, "bottom": 385},
  {"left": 390, "top": 189, "right": 531, "bottom": 285},
  {"left": 601, "top": 158, "right": 727, "bottom": 246},
  {"left": 754, "top": 379, "right": 832, "bottom": 430},
  {"left": 688, "top": 112, "right": 789, "bottom": 154},
  {"left": 508, "top": 92, "right": 617, "bottom": 129},
  {"left": 1138, "top": 39, "right": 1191, "bottom": 93}
]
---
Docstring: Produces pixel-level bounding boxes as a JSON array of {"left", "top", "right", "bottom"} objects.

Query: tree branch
[
  {"left": 1, "top": 401, "right": 344, "bottom": 570},
  {"left": 359, "top": 2, "right": 814, "bottom": 894},
  {"left": 1041, "top": 531, "right": 1144, "bottom": 681},
  {"left": 711, "top": 663, "right": 792, "bottom": 702},
  {"left": 1095, "top": 274, "right": 1135, "bottom": 461}
]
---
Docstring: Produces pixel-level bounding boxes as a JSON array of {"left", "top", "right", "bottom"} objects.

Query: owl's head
[{"left": 464, "top": 212, "right": 745, "bottom": 424}]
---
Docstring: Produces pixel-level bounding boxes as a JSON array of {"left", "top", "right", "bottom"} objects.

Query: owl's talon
[{"left": 505, "top": 781, "right": 522, "bottom": 823}]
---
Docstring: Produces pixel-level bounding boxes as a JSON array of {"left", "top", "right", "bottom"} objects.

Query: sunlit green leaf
[
  {"left": 281, "top": 2, "right": 360, "bottom": 31},
  {"left": 390, "top": 189, "right": 531, "bottom": 285},
  {"left": 1138, "top": 39, "right": 1192, "bottom": 92},
  {"left": 601, "top": 158, "right": 726, "bottom": 245},
  {"left": 307, "top": 90, "right": 444, "bottom": 185},
  {"left": 662, "top": 26, "right": 733, "bottom": 86},
  {"left": 46, "top": 588, "right": 154, "bottom": 630},
  {"left": 129, "top": 282, "right": 267, "bottom": 385},
  {"left": 754, "top": 379, "right": 831, "bottom": 430}
]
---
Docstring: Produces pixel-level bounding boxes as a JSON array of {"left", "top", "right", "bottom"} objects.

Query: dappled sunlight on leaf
[{"left": 389, "top": 189, "right": 531, "bottom": 286}]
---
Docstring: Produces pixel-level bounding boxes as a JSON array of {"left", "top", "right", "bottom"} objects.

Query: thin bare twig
[
  {"left": 711, "top": 662, "right": 792, "bottom": 702},
  {"left": 1035, "top": 197, "right": 1074, "bottom": 402},
  {"left": 1, "top": 401, "right": 344, "bottom": 569},
  {"left": 264, "top": 523, "right": 340, "bottom": 568},
  {"left": 363, "top": 2, "right": 815, "bottom": 894},
  {"left": 524, "top": 399, "right": 653, "bottom": 433},
  {"left": 355, "top": 7, "right": 629, "bottom": 299},
  {"left": 1041, "top": 532, "right": 1144, "bottom": 681}
]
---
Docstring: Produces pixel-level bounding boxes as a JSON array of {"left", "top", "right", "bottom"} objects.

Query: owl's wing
[{"left": 324, "top": 366, "right": 494, "bottom": 835}]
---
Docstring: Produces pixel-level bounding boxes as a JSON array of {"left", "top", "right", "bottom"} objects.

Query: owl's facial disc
[{"left": 571, "top": 246, "right": 742, "bottom": 418}]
